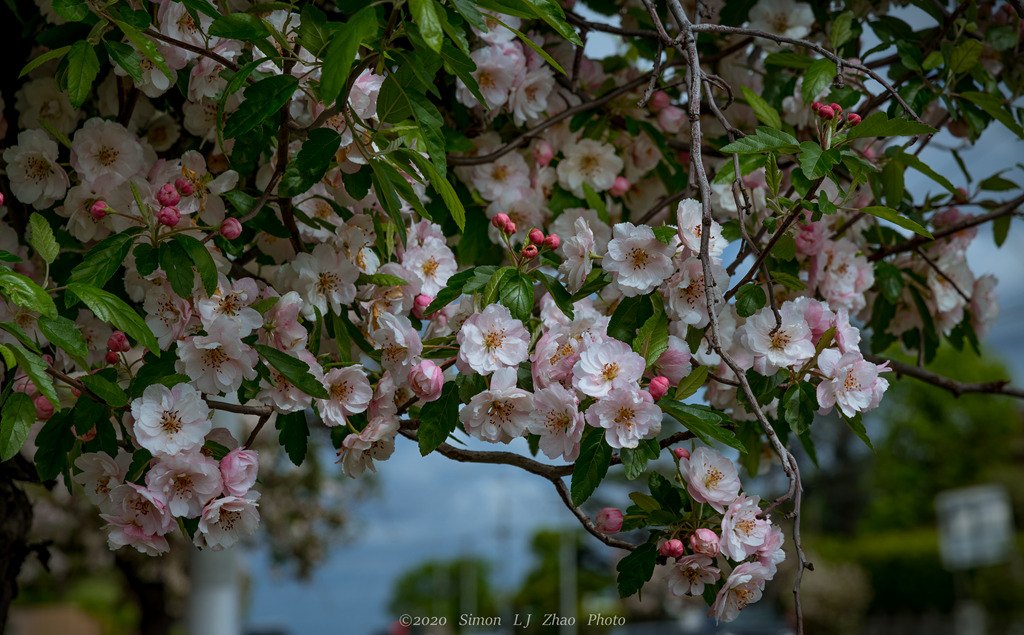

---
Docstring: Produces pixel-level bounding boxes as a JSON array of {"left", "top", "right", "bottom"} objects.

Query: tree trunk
[{"left": 0, "top": 457, "right": 35, "bottom": 632}]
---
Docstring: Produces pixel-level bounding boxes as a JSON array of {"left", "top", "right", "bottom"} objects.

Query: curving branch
[{"left": 865, "top": 354, "right": 1024, "bottom": 400}]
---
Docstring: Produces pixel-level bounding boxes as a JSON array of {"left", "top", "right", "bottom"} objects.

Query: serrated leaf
[
  {"left": 0, "top": 267, "right": 57, "bottom": 318},
  {"left": 802, "top": 58, "right": 836, "bottom": 105},
  {"left": 659, "top": 400, "right": 745, "bottom": 452},
  {"left": 740, "top": 86, "right": 781, "bottom": 129},
  {"left": 279, "top": 128, "right": 341, "bottom": 197},
  {"left": 842, "top": 411, "right": 874, "bottom": 451},
  {"left": 418, "top": 383, "right": 459, "bottom": 455},
  {"left": 620, "top": 438, "right": 659, "bottom": 480},
  {"left": 498, "top": 272, "right": 534, "bottom": 323},
  {"left": 103, "top": 40, "right": 143, "bottom": 84},
  {"left": 782, "top": 382, "right": 817, "bottom": 436},
  {"left": 159, "top": 240, "right": 196, "bottom": 300},
  {"left": 276, "top": 411, "right": 309, "bottom": 466},
  {"left": 408, "top": 0, "right": 443, "bottom": 53},
  {"left": 949, "top": 39, "right": 983, "bottom": 75},
  {"left": 173, "top": 235, "right": 218, "bottom": 297},
  {"left": 256, "top": 345, "right": 328, "bottom": 398},
  {"left": 224, "top": 75, "right": 298, "bottom": 139},
  {"left": 571, "top": 426, "right": 613, "bottom": 506},
  {"left": 209, "top": 13, "right": 270, "bottom": 40},
  {"left": 320, "top": 6, "right": 376, "bottom": 106},
  {"left": 616, "top": 542, "right": 658, "bottom": 598},
  {"left": 37, "top": 315, "right": 88, "bottom": 358},
  {"left": 531, "top": 270, "right": 574, "bottom": 320},
  {"left": 66, "top": 41, "right": 99, "bottom": 108},
  {"left": 720, "top": 127, "right": 800, "bottom": 154},
  {"left": 81, "top": 374, "right": 129, "bottom": 408},
  {"left": 860, "top": 206, "right": 933, "bottom": 238},
  {"left": 114, "top": 20, "right": 172, "bottom": 82},
  {"left": 960, "top": 91, "right": 1024, "bottom": 140},
  {"left": 298, "top": 4, "right": 331, "bottom": 57},
  {"left": 1, "top": 392, "right": 36, "bottom": 462},
  {"left": 798, "top": 141, "right": 841, "bottom": 179},
  {"left": 845, "top": 111, "right": 938, "bottom": 140},
  {"left": 632, "top": 311, "right": 669, "bottom": 367},
  {"left": 830, "top": 12, "right": 854, "bottom": 50},
  {"left": 377, "top": 69, "right": 447, "bottom": 172},
  {"left": 53, "top": 0, "right": 89, "bottom": 22},
  {"left": 675, "top": 366, "right": 708, "bottom": 400},
  {"left": 67, "top": 283, "right": 159, "bottom": 353},
  {"left": 67, "top": 228, "right": 140, "bottom": 293},
  {"left": 400, "top": 150, "right": 466, "bottom": 230},
  {"left": 875, "top": 261, "right": 904, "bottom": 303},
  {"left": 7, "top": 343, "right": 59, "bottom": 407},
  {"left": 734, "top": 284, "right": 766, "bottom": 318},
  {"left": 766, "top": 152, "right": 781, "bottom": 196},
  {"left": 20, "top": 45, "right": 71, "bottom": 78}
]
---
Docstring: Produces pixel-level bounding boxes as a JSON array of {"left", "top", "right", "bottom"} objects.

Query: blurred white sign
[{"left": 936, "top": 484, "right": 1014, "bottom": 571}]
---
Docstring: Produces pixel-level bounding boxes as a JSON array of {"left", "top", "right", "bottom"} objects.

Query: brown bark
[{"left": 0, "top": 456, "right": 36, "bottom": 632}]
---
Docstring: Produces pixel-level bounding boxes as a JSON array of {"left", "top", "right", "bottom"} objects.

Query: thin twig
[{"left": 865, "top": 354, "right": 1024, "bottom": 400}]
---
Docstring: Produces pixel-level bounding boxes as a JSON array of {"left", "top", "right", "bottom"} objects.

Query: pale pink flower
[
  {"left": 531, "top": 329, "right": 580, "bottom": 389},
  {"left": 3, "top": 129, "right": 69, "bottom": 209},
  {"left": 146, "top": 451, "right": 224, "bottom": 518},
  {"left": 550, "top": 207, "right": 612, "bottom": 253},
  {"left": 194, "top": 495, "right": 260, "bottom": 550},
  {"left": 196, "top": 276, "right": 263, "bottom": 336},
  {"left": 70, "top": 118, "right": 144, "bottom": 190},
  {"left": 720, "top": 494, "right": 771, "bottom": 561},
  {"left": 144, "top": 284, "right": 194, "bottom": 350},
  {"left": 457, "top": 304, "right": 531, "bottom": 375},
  {"left": 103, "top": 521, "right": 170, "bottom": 556},
  {"left": 256, "top": 349, "right": 323, "bottom": 413},
  {"left": 459, "top": 367, "right": 533, "bottom": 443},
  {"left": 290, "top": 243, "right": 359, "bottom": 320},
  {"left": 339, "top": 416, "right": 399, "bottom": 478},
  {"left": 653, "top": 336, "right": 692, "bottom": 384},
  {"left": 667, "top": 555, "right": 721, "bottom": 597},
  {"left": 604, "top": 222, "right": 675, "bottom": 296},
  {"left": 816, "top": 349, "right": 890, "bottom": 417},
  {"left": 558, "top": 216, "right": 596, "bottom": 293},
  {"left": 833, "top": 308, "right": 862, "bottom": 354},
  {"left": 789, "top": 296, "right": 836, "bottom": 345},
  {"left": 584, "top": 384, "right": 662, "bottom": 449},
  {"left": 457, "top": 45, "right": 519, "bottom": 109},
  {"left": 408, "top": 360, "right": 444, "bottom": 402},
  {"left": 471, "top": 152, "right": 531, "bottom": 201},
  {"left": 316, "top": 366, "right": 373, "bottom": 427},
  {"left": 815, "top": 238, "right": 874, "bottom": 313},
  {"left": 175, "top": 320, "right": 259, "bottom": 395},
  {"left": 348, "top": 70, "right": 385, "bottom": 120},
  {"left": 401, "top": 237, "right": 457, "bottom": 296},
  {"left": 510, "top": 67, "right": 554, "bottom": 125},
  {"left": 676, "top": 199, "right": 727, "bottom": 263},
  {"left": 691, "top": 528, "right": 720, "bottom": 557},
  {"left": 711, "top": 562, "right": 770, "bottom": 623},
  {"left": 665, "top": 257, "right": 729, "bottom": 328},
  {"left": 100, "top": 483, "right": 176, "bottom": 550},
  {"left": 572, "top": 339, "right": 646, "bottom": 399},
  {"left": 557, "top": 139, "right": 623, "bottom": 197},
  {"left": 527, "top": 383, "right": 585, "bottom": 461},
  {"left": 748, "top": 0, "right": 814, "bottom": 42},
  {"left": 757, "top": 524, "right": 786, "bottom": 578},
  {"left": 73, "top": 452, "right": 131, "bottom": 505},
  {"left": 737, "top": 301, "right": 815, "bottom": 372},
  {"left": 220, "top": 448, "right": 259, "bottom": 497},
  {"left": 372, "top": 313, "right": 423, "bottom": 380},
  {"left": 130, "top": 383, "right": 212, "bottom": 455},
  {"left": 681, "top": 446, "right": 742, "bottom": 513},
  {"left": 971, "top": 274, "right": 999, "bottom": 338},
  {"left": 259, "top": 291, "right": 308, "bottom": 352}
]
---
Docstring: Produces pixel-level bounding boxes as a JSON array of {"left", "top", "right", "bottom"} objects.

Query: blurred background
[{"left": 6, "top": 3, "right": 1024, "bottom": 635}]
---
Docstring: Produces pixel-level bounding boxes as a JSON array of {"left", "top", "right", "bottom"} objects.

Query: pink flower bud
[
  {"left": 408, "top": 359, "right": 444, "bottom": 402},
  {"left": 412, "top": 294, "right": 433, "bottom": 319},
  {"left": 650, "top": 90, "right": 671, "bottom": 111},
  {"left": 492, "top": 213, "right": 509, "bottom": 230},
  {"left": 156, "top": 183, "right": 181, "bottom": 207},
  {"left": 157, "top": 206, "right": 180, "bottom": 227},
  {"left": 659, "top": 539, "right": 685, "bottom": 558},
  {"left": 846, "top": 113, "right": 861, "bottom": 126},
  {"left": 90, "top": 200, "right": 109, "bottom": 220},
  {"left": 220, "top": 447, "right": 259, "bottom": 496},
  {"left": 595, "top": 508, "right": 623, "bottom": 533},
  {"left": 174, "top": 177, "right": 194, "bottom": 196},
  {"left": 829, "top": 103, "right": 842, "bottom": 115},
  {"left": 818, "top": 106, "right": 835, "bottom": 120},
  {"left": 34, "top": 395, "right": 54, "bottom": 421},
  {"left": 955, "top": 186, "right": 969, "bottom": 202},
  {"left": 673, "top": 447, "right": 690, "bottom": 461},
  {"left": 543, "top": 234, "right": 560, "bottom": 250},
  {"left": 690, "top": 528, "right": 720, "bottom": 557},
  {"left": 107, "top": 331, "right": 130, "bottom": 353},
  {"left": 71, "top": 387, "right": 81, "bottom": 398},
  {"left": 811, "top": 102, "right": 823, "bottom": 113},
  {"left": 533, "top": 141, "right": 554, "bottom": 167},
  {"left": 609, "top": 176, "right": 630, "bottom": 197},
  {"left": 504, "top": 220, "right": 517, "bottom": 235},
  {"left": 0, "top": 192, "right": 4, "bottom": 206},
  {"left": 521, "top": 244, "right": 538, "bottom": 259},
  {"left": 658, "top": 105, "right": 685, "bottom": 134},
  {"left": 105, "top": 351, "right": 120, "bottom": 365},
  {"left": 648, "top": 376, "right": 671, "bottom": 401},
  {"left": 528, "top": 228, "right": 545, "bottom": 245},
  {"left": 220, "top": 217, "right": 242, "bottom": 240}
]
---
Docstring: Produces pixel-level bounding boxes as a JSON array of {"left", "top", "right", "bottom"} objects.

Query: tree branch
[{"left": 865, "top": 354, "right": 1024, "bottom": 400}]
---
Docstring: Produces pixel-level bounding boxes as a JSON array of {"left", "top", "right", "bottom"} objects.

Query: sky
[{"left": 243, "top": 6, "right": 1024, "bottom": 635}]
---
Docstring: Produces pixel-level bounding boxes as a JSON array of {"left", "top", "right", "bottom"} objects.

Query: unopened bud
[
  {"left": 156, "top": 183, "right": 181, "bottom": 207},
  {"left": 650, "top": 91, "right": 671, "bottom": 111},
  {"left": 174, "top": 177, "right": 194, "bottom": 196},
  {"left": 105, "top": 351, "right": 120, "bottom": 365},
  {"left": 690, "top": 528, "right": 720, "bottom": 557},
  {"left": 504, "top": 220, "right": 517, "bottom": 235},
  {"left": 648, "top": 376, "right": 671, "bottom": 401},
  {"left": 609, "top": 176, "right": 630, "bottom": 197},
  {"left": 220, "top": 217, "right": 242, "bottom": 240},
  {"left": 673, "top": 447, "right": 690, "bottom": 461},
  {"left": 543, "top": 234, "right": 560, "bottom": 249},
  {"left": 107, "top": 331, "right": 130, "bottom": 353},
  {"left": 846, "top": 113, "right": 861, "bottom": 126},
  {"left": 818, "top": 106, "right": 835, "bottom": 120},
  {"left": 34, "top": 395, "right": 54, "bottom": 421},
  {"left": 595, "top": 508, "right": 623, "bottom": 533},
  {"left": 533, "top": 141, "right": 554, "bottom": 167},
  {"left": 811, "top": 102, "right": 823, "bottom": 113},
  {"left": 492, "top": 213, "right": 510, "bottom": 230},
  {"left": 829, "top": 103, "right": 842, "bottom": 115},
  {"left": 90, "top": 200, "right": 109, "bottom": 220},
  {"left": 157, "top": 206, "right": 180, "bottom": 227},
  {"left": 528, "top": 228, "right": 545, "bottom": 245},
  {"left": 412, "top": 294, "right": 432, "bottom": 319},
  {"left": 659, "top": 539, "right": 685, "bottom": 558},
  {"left": 521, "top": 244, "right": 538, "bottom": 259}
]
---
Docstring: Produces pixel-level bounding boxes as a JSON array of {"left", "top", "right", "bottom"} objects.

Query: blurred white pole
[
  {"left": 559, "top": 529, "right": 577, "bottom": 635},
  {"left": 187, "top": 403, "right": 244, "bottom": 635}
]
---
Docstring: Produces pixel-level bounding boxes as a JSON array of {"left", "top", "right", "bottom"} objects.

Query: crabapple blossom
[
  {"left": 73, "top": 452, "right": 131, "bottom": 505},
  {"left": 259, "top": 291, "right": 308, "bottom": 352},
  {"left": 131, "top": 383, "right": 212, "bottom": 455},
  {"left": 691, "top": 528, "right": 720, "bottom": 557},
  {"left": 673, "top": 447, "right": 690, "bottom": 460},
  {"left": 144, "top": 284, "right": 194, "bottom": 350},
  {"left": 457, "top": 304, "right": 530, "bottom": 375},
  {"left": 667, "top": 555, "right": 720, "bottom": 597},
  {"left": 175, "top": 320, "right": 259, "bottom": 395},
  {"left": 557, "top": 139, "right": 624, "bottom": 197},
  {"left": 815, "top": 349, "right": 890, "bottom": 418},
  {"left": 676, "top": 199, "right": 728, "bottom": 262},
  {"left": 659, "top": 539, "right": 685, "bottom": 558},
  {"left": 559, "top": 216, "right": 596, "bottom": 293},
  {"left": 196, "top": 277, "right": 263, "bottom": 336},
  {"left": 317, "top": 366, "right": 373, "bottom": 427},
  {"left": 584, "top": 383, "right": 662, "bottom": 449},
  {"left": 603, "top": 222, "right": 675, "bottom": 296},
  {"left": 472, "top": 152, "right": 531, "bottom": 201},
  {"left": 737, "top": 302, "right": 815, "bottom": 373},
  {"left": 665, "top": 257, "right": 729, "bottom": 328},
  {"left": 146, "top": 452, "right": 224, "bottom": 518},
  {"left": 408, "top": 360, "right": 444, "bottom": 403},
  {"left": 69, "top": 118, "right": 144, "bottom": 191},
  {"left": 527, "top": 383, "right": 586, "bottom": 461},
  {"left": 720, "top": 494, "right": 772, "bottom": 561},
  {"left": 289, "top": 243, "right": 359, "bottom": 320},
  {"left": 101, "top": 484, "right": 176, "bottom": 544},
  {"left": 340, "top": 417, "right": 400, "bottom": 478},
  {"left": 257, "top": 350, "right": 323, "bottom": 413},
  {"left": 220, "top": 448, "right": 259, "bottom": 497},
  {"left": 220, "top": 217, "right": 242, "bottom": 239},
  {"left": 681, "top": 446, "right": 742, "bottom": 513},
  {"left": 648, "top": 376, "right": 671, "bottom": 401},
  {"left": 459, "top": 367, "right": 533, "bottom": 444},
  {"left": 401, "top": 237, "right": 457, "bottom": 296},
  {"left": 595, "top": 508, "right": 623, "bottom": 533},
  {"left": 653, "top": 336, "right": 692, "bottom": 384},
  {"left": 194, "top": 495, "right": 260, "bottom": 550},
  {"left": 711, "top": 562, "right": 770, "bottom": 623},
  {"left": 572, "top": 338, "right": 645, "bottom": 399},
  {"left": 372, "top": 313, "right": 423, "bottom": 379},
  {"left": 531, "top": 329, "right": 580, "bottom": 389},
  {"left": 3, "top": 129, "right": 69, "bottom": 209}
]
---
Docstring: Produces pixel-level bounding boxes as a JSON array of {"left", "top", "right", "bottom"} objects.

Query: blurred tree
[{"left": 388, "top": 556, "right": 498, "bottom": 633}]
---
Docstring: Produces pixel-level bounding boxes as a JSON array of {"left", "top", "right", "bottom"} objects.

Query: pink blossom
[
  {"left": 737, "top": 301, "right": 815, "bottom": 373},
  {"left": 676, "top": 199, "right": 727, "bottom": 263},
  {"left": 175, "top": 320, "right": 259, "bottom": 395},
  {"left": 658, "top": 105, "right": 685, "bottom": 133},
  {"left": 220, "top": 448, "right": 259, "bottom": 496},
  {"left": 220, "top": 217, "right": 242, "bottom": 239},
  {"left": 573, "top": 338, "right": 646, "bottom": 399},
  {"left": 146, "top": 452, "right": 224, "bottom": 518},
  {"left": 659, "top": 539, "right": 685, "bottom": 558},
  {"left": 533, "top": 140, "right": 554, "bottom": 166},
  {"left": 649, "top": 91, "right": 670, "bottom": 111},
  {"left": 681, "top": 446, "right": 742, "bottom": 512},
  {"left": 720, "top": 494, "right": 771, "bottom": 561},
  {"left": 584, "top": 383, "right": 662, "bottom": 449},
  {"left": 256, "top": 349, "right": 323, "bottom": 413},
  {"left": 531, "top": 329, "right": 580, "bottom": 390},
  {"left": 816, "top": 349, "right": 889, "bottom": 417},
  {"left": 711, "top": 562, "right": 770, "bottom": 623},
  {"left": 408, "top": 360, "right": 444, "bottom": 403},
  {"left": 100, "top": 483, "right": 175, "bottom": 548},
  {"left": 196, "top": 276, "right": 262, "bottom": 336},
  {"left": 340, "top": 417, "right": 400, "bottom": 478},
  {"left": 665, "top": 257, "right": 729, "bottom": 329},
  {"left": 527, "top": 383, "right": 585, "bottom": 461},
  {"left": 653, "top": 336, "right": 692, "bottom": 384},
  {"left": 317, "top": 366, "right": 373, "bottom": 427},
  {"left": 668, "top": 555, "right": 720, "bottom": 597},
  {"left": 456, "top": 304, "right": 531, "bottom": 376},
  {"left": 194, "top": 495, "right": 260, "bottom": 550},
  {"left": 131, "top": 383, "right": 212, "bottom": 455},
  {"left": 459, "top": 367, "right": 533, "bottom": 444},
  {"left": 595, "top": 508, "right": 623, "bottom": 533},
  {"left": 648, "top": 376, "right": 671, "bottom": 401},
  {"left": 971, "top": 274, "right": 999, "bottom": 338},
  {"left": 259, "top": 291, "right": 308, "bottom": 352},
  {"left": 691, "top": 528, "right": 720, "bottom": 557},
  {"left": 373, "top": 313, "right": 424, "bottom": 380}
]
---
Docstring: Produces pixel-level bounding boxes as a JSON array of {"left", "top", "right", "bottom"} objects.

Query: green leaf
[
  {"left": 891, "top": 152, "right": 958, "bottom": 197},
  {"left": 531, "top": 270, "right": 574, "bottom": 321},
  {"left": 224, "top": 75, "right": 298, "bottom": 139},
  {"left": 1, "top": 392, "right": 36, "bottom": 462},
  {"left": 159, "top": 240, "right": 196, "bottom": 300},
  {"left": 765, "top": 51, "right": 814, "bottom": 68},
  {"left": 0, "top": 267, "right": 57, "bottom": 318},
  {"left": 993, "top": 215, "right": 1011, "bottom": 247},
  {"left": 713, "top": 153, "right": 768, "bottom": 186},
  {"left": 298, "top": 4, "right": 331, "bottom": 57},
  {"left": 632, "top": 311, "right": 669, "bottom": 367},
  {"left": 417, "top": 383, "right": 459, "bottom": 455},
  {"left": 114, "top": 20, "right": 173, "bottom": 82},
  {"left": 875, "top": 261, "right": 904, "bottom": 303},
  {"left": 436, "top": 39, "right": 487, "bottom": 109},
  {"left": 616, "top": 542, "right": 658, "bottom": 598},
  {"left": 7, "top": 343, "right": 59, "bottom": 407},
  {"left": 34, "top": 408, "right": 76, "bottom": 481},
  {"left": 37, "top": 315, "right": 88, "bottom": 358},
  {"left": 67, "top": 283, "right": 159, "bottom": 353},
  {"left": 423, "top": 268, "right": 476, "bottom": 315},
  {"left": 740, "top": 86, "right": 781, "bottom": 129},
  {"left": 408, "top": 0, "right": 444, "bottom": 53},
  {"left": 720, "top": 127, "right": 800, "bottom": 154},
  {"left": 279, "top": 128, "right": 341, "bottom": 197},
  {"left": 608, "top": 295, "right": 652, "bottom": 345},
  {"left": 772, "top": 233, "right": 796, "bottom": 261},
  {"left": 734, "top": 284, "right": 766, "bottom": 318},
  {"left": 802, "top": 58, "right": 836, "bottom": 105},
  {"left": 620, "top": 438, "right": 659, "bottom": 480},
  {"left": 798, "top": 141, "right": 841, "bottom": 179},
  {"left": 276, "top": 411, "right": 309, "bottom": 466},
  {"left": 842, "top": 411, "right": 873, "bottom": 451},
  {"left": 845, "top": 111, "right": 938, "bottom": 140},
  {"left": 960, "top": 91, "right": 1024, "bottom": 140},
  {"left": 782, "top": 382, "right": 817, "bottom": 436},
  {"left": 830, "top": 12, "right": 854, "bottom": 50},
  {"left": 659, "top": 400, "right": 745, "bottom": 452},
  {"left": 81, "top": 374, "right": 129, "bottom": 408},
  {"left": 498, "top": 272, "right": 534, "bottom": 323},
  {"left": 209, "top": 13, "right": 270, "bottom": 40},
  {"left": 320, "top": 6, "right": 376, "bottom": 106},
  {"left": 450, "top": 0, "right": 487, "bottom": 30},
  {"left": 256, "top": 345, "right": 328, "bottom": 398},
  {"left": 765, "top": 152, "right": 781, "bottom": 196},
  {"left": 67, "top": 229, "right": 140, "bottom": 292},
  {"left": 173, "top": 235, "right": 218, "bottom": 297},
  {"left": 0, "top": 251, "right": 22, "bottom": 264},
  {"left": 570, "top": 426, "right": 613, "bottom": 506},
  {"left": 949, "top": 39, "right": 983, "bottom": 75},
  {"left": 103, "top": 41, "right": 143, "bottom": 84},
  {"left": 20, "top": 45, "right": 71, "bottom": 78},
  {"left": 582, "top": 183, "right": 609, "bottom": 224},
  {"left": 53, "top": 0, "right": 89, "bottom": 21},
  {"left": 357, "top": 273, "right": 411, "bottom": 287},
  {"left": 66, "top": 41, "right": 100, "bottom": 107},
  {"left": 520, "top": 0, "right": 582, "bottom": 45},
  {"left": 0, "top": 323, "right": 40, "bottom": 354},
  {"left": 674, "top": 366, "right": 708, "bottom": 401},
  {"left": 376, "top": 69, "right": 447, "bottom": 172},
  {"left": 880, "top": 160, "right": 905, "bottom": 207},
  {"left": 860, "top": 206, "right": 933, "bottom": 238}
]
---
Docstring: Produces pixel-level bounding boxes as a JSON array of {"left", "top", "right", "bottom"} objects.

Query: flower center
[
  {"left": 628, "top": 247, "right": 650, "bottom": 269},
  {"left": 330, "top": 380, "right": 352, "bottom": 401},
  {"left": 25, "top": 156, "right": 52, "bottom": 181},
  {"left": 769, "top": 329, "right": 791, "bottom": 351},
  {"left": 317, "top": 272, "right": 339, "bottom": 296},
  {"left": 703, "top": 467, "right": 723, "bottom": 488},
  {"left": 421, "top": 257, "right": 440, "bottom": 278},
  {"left": 96, "top": 146, "right": 119, "bottom": 167},
  {"left": 613, "top": 407, "right": 635, "bottom": 427},
  {"left": 160, "top": 411, "right": 183, "bottom": 434},
  {"left": 601, "top": 362, "right": 619, "bottom": 381},
  {"left": 483, "top": 329, "right": 506, "bottom": 351}
]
